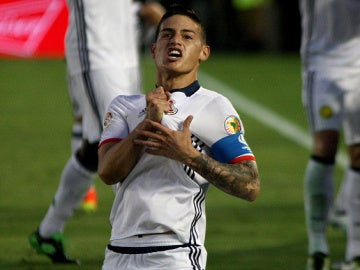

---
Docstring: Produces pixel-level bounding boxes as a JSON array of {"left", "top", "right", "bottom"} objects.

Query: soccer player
[
  {"left": 97, "top": 5, "right": 260, "bottom": 269},
  {"left": 299, "top": 0, "right": 360, "bottom": 269},
  {"left": 28, "top": 0, "right": 164, "bottom": 264}
]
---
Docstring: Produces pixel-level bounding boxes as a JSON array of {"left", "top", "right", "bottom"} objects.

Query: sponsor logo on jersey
[
  {"left": 138, "top": 108, "right": 146, "bottom": 118},
  {"left": 224, "top": 115, "right": 241, "bottom": 134},
  {"left": 319, "top": 105, "right": 333, "bottom": 119},
  {"left": 166, "top": 99, "right": 178, "bottom": 115},
  {"left": 103, "top": 112, "right": 112, "bottom": 129}
]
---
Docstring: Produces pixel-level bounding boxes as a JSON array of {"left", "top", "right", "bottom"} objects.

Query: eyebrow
[{"left": 160, "top": 28, "right": 196, "bottom": 35}]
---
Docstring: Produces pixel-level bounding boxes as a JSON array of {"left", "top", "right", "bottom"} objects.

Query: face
[{"left": 151, "top": 14, "right": 210, "bottom": 77}]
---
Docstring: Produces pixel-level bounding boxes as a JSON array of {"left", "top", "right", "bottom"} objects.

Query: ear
[
  {"left": 150, "top": 43, "right": 156, "bottom": 59},
  {"left": 199, "top": 45, "right": 210, "bottom": 62}
]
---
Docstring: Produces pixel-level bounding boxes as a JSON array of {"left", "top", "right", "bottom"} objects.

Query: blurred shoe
[
  {"left": 306, "top": 252, "right": 330, "bottom": 270},
  {"left": 81, "top": 186, "right": 98, "bottom": 212},
  {"left": 28, "top": 229, "right": 79, "bottom": 264},
  {"left": 329, "top": 209, "right": 348, "bottom": 232},
  {"left": 341, "top": 257, "right": 360, "bottom": 270},
  {"left": 332, "top": 260, "right": 346, "bottom": 270}
]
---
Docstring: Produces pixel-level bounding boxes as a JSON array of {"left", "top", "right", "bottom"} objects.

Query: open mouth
[{"left": 168, "top": 49, "right": 182, "bottom": 60}]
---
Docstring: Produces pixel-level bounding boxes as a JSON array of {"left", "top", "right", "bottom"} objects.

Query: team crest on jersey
[
  {"left": 319, "top": 105, "right": 333, "bottom": 119},
  {"left": 224, "top": 115, "right": 241, "bottom": 134},
  {"left": 166, "top": 99, "right": 178, "bottom": 115},
  {"left": 103, "top": 112, "right": 112, "bottom": 128}
]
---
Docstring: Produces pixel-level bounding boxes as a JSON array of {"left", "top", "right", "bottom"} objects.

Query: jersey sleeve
[
  {"left": 98, "top": 96, "right": 130, "bottom": 148},
  {"left": 192, "top": 93, "right": 255, "bottom": 164}
]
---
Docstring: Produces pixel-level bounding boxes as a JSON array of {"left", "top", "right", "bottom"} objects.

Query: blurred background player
[
  {"left": 299, "top": 0, "right": 360, "bottom": 269},
  {"left": 80, "top": 0, "right": 166, "bottom": 212},
  {"left": 28, "top": 0, "right": 164, "bottom": 264}
]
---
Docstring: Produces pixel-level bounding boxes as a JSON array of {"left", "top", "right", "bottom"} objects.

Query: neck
[{"left": 156, "top": 72, "right": 197, "bottom": 92}]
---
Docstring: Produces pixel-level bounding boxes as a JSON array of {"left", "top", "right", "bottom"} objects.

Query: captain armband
[{"left": 211, "top": 132, "right": 255, "bottom": 164}]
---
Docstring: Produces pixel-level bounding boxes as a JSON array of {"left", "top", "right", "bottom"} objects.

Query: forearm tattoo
[{"left": 190, "top": 154, "right": 259, "bottom": 200}]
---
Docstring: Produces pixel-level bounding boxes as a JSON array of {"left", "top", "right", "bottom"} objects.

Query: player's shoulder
[
  {"left": 111, "top": 94, "right": 144, "bottom": 104},
  {"left": 109, "top": 94, "right": 145, "bottom": 112},
  {"left": 196, "top": 86, "right": 232, "bottom": 105},
  {"left": 197, "top": 86, "right": 226, "bottom": 97}
]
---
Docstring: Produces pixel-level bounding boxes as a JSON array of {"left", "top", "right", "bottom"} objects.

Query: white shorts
[
  {"left": 302, "top": 71, "right": 360, "bottom": 145},
  {"left": 67, "top": 66, "right": 141, "bottom": 143},
  {"left": 101, "top": 244, "right": 207, "bottom": 270}
]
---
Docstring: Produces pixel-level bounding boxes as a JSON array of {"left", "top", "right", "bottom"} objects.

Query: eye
[{"left": 160, "top": 31, "right": 173, "bottom": 39}]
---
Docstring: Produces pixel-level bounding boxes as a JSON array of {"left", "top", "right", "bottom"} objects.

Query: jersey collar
[{"left": 171, "top": 81, "right": 200, "bottom": 97}]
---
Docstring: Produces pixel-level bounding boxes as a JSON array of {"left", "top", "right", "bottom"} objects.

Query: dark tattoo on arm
[{"left": 190, "top": 154, "right": 260, "bottom": 201}]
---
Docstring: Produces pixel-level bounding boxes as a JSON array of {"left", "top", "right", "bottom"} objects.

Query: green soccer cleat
[
  {"left": 306, "top": 252, "right": 330, "bottom": 270},
  {"left": 28, "top": 229, "right": 79, "bottom": 264}
]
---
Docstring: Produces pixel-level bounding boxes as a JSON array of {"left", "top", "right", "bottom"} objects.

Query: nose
[{"left": 169, "top": 33, "right": 181, "bottom": 45}]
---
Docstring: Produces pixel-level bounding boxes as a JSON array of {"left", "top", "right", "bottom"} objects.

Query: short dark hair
[{"left": 154, "top": 4, "right": 207, "bottom": 44}]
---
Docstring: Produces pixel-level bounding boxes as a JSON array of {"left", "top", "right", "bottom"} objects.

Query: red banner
[{"left": 0, "top": 0, "right": 68, "bottom": 58}]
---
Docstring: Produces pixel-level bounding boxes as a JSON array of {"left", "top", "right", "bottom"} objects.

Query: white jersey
[
  {"left": 99, "top": 81, "right": 255, "bottom": 248},
  {"left": 299, "top": 0, "right": 360, "bottom": 78},
  {"left": 65, "top": 0, "right": 139, "bottom": 76}
]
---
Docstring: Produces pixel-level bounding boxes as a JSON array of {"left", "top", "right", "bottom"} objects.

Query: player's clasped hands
[
  {"left": 134, "top": 115, "right": 198, "bottom": 164},
  {"left": 145, "top": 86, "right": 171, "bottom": 123}
]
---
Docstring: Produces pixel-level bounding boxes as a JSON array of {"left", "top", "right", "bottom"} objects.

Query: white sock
[
  {"left": 304, "top": 159, "right": 334, "bottom": 255},
  {"left": 71, "top": 122, "right": 82, "bottom": 153},
  {"left": 39, "top": 155, "right": 97, "bottom": 237},
  {"left": 332, "top": 170, "right": 351, "bottom": 215},
  {"left": 345, "top": 169, "right": 360, "bottom": 261}
]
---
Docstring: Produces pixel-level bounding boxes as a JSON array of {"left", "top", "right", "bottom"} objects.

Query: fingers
[
  {"left": 154, "top": 86, "right": 165, "bottom": 95},
  {"left": 143, "top": 116, "right": 193, "bottom": 133},
  {"left": 136, "top": 129, "right": 164, "bottom": 142},
  {"left": 183, "top": 115, "right": 193, "bottom": 129},
  {"left": 146, "top": 87, "right": 164, "bottom": 104},
  {"left": 141, "top": 119, "right": 168, "bottom": 136},
  {"left": 165, "top": 91, "right": 172, "bottom": 100},
  {"left": 134, "top": 116, "right": 195, "bottom": 162},
  {"left": 145, "top": 87, "right": 171, "bottom": 122},
  {"left": 148, "top": 86, "right": 167, "bottom": 99},
  {"left": 133, "top": 137, "right": 162, "bottom": 148},
  {"left": 133, "top": 129, "right": 164, "bottom": 151}
]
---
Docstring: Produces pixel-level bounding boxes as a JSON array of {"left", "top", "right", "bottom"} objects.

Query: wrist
[{"left": 184, "top": 151, "right": 202, "bottom": 168}]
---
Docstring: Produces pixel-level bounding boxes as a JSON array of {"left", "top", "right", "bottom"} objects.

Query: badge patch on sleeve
[
  {"left": 224, "top": 115, "right": 241, "bottom": 134},
  {"left": 103, "top": 112, "right": 112, "bottom": 129}
]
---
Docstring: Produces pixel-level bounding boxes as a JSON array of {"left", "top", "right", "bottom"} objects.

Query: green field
[{"left": 0, "top": 53, "right": 347, "bottom": 269}]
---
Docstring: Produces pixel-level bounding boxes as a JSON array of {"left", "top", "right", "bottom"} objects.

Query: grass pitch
[{"left": 0, "top": 53, "right": 347, "bottom": 269}]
